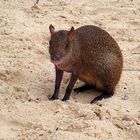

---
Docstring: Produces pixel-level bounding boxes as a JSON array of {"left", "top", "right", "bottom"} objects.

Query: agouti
[{"left": 48, "top": 25, "right": 123, "bottom": 103}]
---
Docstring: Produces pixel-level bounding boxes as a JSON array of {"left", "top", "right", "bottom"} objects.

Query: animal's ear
[
  {"left": 49, "top": 24, "right": 55, "bottom": 34},
  {"left": 68, "top": 26, "right": 75, "bottom": 39}
]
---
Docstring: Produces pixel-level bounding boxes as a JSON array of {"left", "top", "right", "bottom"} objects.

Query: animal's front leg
[
  {"left": 49, "top": 67, "right": 64, "bottom": 100},
  {"left": 62, "top": 72, "right": 79, "bottom": 101}
]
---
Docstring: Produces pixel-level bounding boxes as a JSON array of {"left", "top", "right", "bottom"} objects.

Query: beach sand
[{"left": 0, "top": 0, "right": 140, "bottom": 139}]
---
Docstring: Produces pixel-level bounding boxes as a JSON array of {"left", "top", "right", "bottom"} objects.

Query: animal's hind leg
[
  {"left": 74, "top": 84, "right": 95, "bottom": 93},
  {"left": 90, "top": 90, "right": 113, "bottom": 104}
]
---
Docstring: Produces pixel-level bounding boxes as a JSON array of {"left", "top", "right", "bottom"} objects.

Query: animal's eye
[{"left": 65, "top": 42, "right": 69, "bottom": 49}]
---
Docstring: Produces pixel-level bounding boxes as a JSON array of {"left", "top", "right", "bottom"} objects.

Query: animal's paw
[
  {"left": 49, "top": 95, "right": 58, "bottom": 100},
  {"left": 73, "top": 87, "right": 81, "bottom": 93},
  {"left": 90, "top": 99, "right": 98, "bottom": 104},
  {"left": 62, "top": 97, "right": 69, "bottom": 102}
]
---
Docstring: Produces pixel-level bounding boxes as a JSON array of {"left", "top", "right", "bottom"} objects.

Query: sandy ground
[{"left": 0, "top": 0, "right": 140, "bottom": 139}]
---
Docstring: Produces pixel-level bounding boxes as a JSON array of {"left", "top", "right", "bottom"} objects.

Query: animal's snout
[{"left": 51, "top": 54, "right": 64, "bottom": 65}]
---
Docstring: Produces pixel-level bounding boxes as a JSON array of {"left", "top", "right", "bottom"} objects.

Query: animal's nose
[{"left": 51, "top": 54, "right": 62, "bottom": 61}]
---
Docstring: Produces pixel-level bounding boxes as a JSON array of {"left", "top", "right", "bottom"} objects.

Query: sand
[{"left": 0, "top": 0, "right": 140, "bottom": 139}]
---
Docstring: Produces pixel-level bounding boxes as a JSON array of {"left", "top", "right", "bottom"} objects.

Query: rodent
[{"left": 48, "top": 24, "right": 123, "bottom": 103}]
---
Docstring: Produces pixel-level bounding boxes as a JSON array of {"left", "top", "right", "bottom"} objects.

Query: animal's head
[{"left": 49, "top": 24, "right": 75, "bottom": 65}]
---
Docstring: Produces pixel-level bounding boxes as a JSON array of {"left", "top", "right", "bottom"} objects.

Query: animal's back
[{"left": 75, "top": 25, "right": 121, "bottom": 55}]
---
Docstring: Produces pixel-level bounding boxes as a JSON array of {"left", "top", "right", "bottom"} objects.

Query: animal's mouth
[
  {"left": 51, "top": 59, "right": 63, "bottom": 65},
  {"left": 50, "top": 55, "right": 64, "bottom": 65}
]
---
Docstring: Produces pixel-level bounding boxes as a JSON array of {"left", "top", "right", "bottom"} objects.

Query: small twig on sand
[
  {"left": 31, "top": 0, "right": 40, "bottom": 10},
  {"left": 36, "top": 0, "right": 40, "bottom": 4}
]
